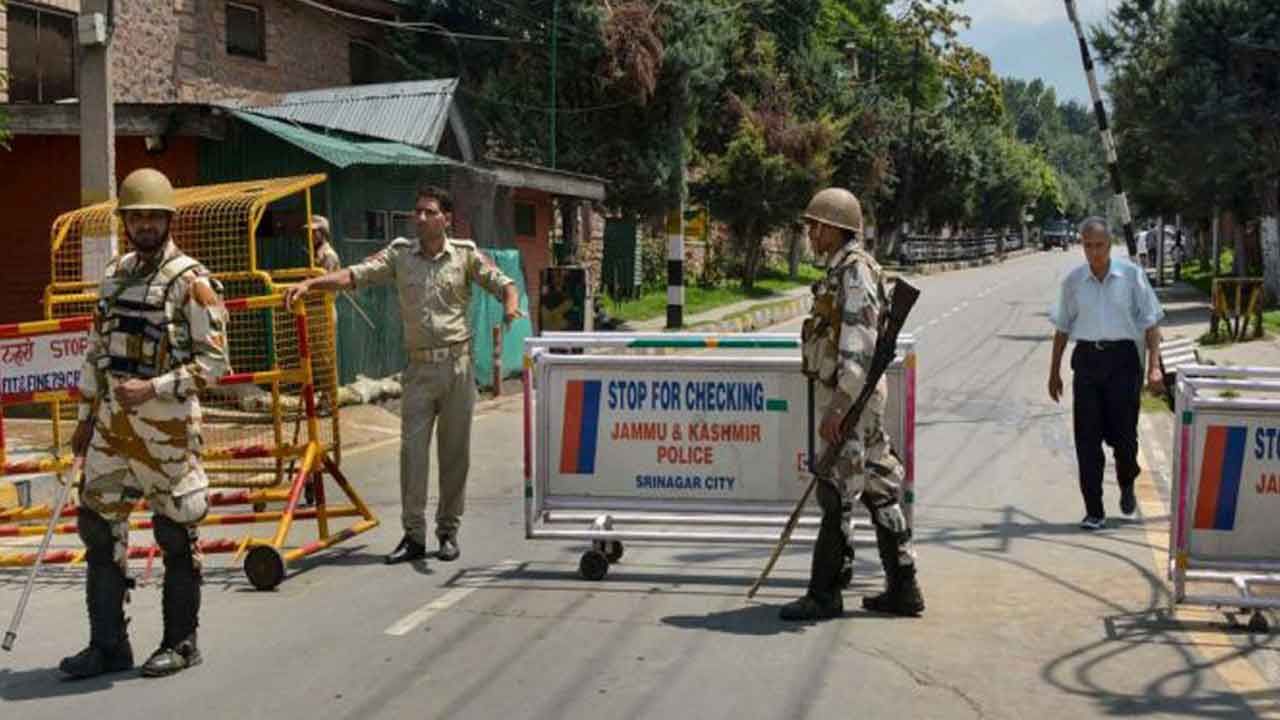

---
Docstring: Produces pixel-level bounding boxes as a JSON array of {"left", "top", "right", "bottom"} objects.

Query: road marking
[
  {"left": 1133, "top": 416, "right": 1276, "bottom": 706},
  {"left": 384, "top": 559, "right": 519, "bottom": 636},
  {"left": 347, "top": 422, "right": 401, "bottom": 436}
]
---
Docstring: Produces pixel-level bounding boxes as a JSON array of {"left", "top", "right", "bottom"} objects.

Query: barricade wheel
[
  {"left": 579, "top": 550, "right": 609, "bottom": 581},
  {"left": 1248, "top": 611, "right": 1270, "bottom": 633},
  {"left": 605, "top": 542, "right": 624, "bottom": 563},
  {"left": 245, "top": 546, "right": 285, "bottom": 591}
]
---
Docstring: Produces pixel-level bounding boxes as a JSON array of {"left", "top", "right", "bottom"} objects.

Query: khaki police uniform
[
  {"left": 315, "top": 243, "right": 342, "bottom": 274},
  {"left": 349, "top": 237, "right": 512, "bottom": 545}
]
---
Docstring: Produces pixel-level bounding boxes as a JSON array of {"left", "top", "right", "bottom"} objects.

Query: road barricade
[
  {"left": 522, "top": 331, "right": 916, "bottom": 580},
  {"left": 1170, "top": 364, "right": 1280, "bottom": 631}
]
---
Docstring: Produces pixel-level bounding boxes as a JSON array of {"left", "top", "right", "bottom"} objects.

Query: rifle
[{"left": 746, "top": 278, "right": 920, "bottom": 599}]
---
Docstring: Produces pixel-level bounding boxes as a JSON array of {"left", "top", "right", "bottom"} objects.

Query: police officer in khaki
[
  {"left": 62, "top": 168, "right": 230, "bottom": 678},
  {"left": 303, "top": 215, "right": 342, "bottom": 273},
  {"left": 286, "top": 186, "right": 518, "bottom": 565},
  {"left": 780, "top": 187, "right": 925, "bottom": 621}
]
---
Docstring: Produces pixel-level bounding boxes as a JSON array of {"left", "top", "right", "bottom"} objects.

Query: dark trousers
[{"left": 1071, "top": 341, "right": 1142, "bottom": 518}]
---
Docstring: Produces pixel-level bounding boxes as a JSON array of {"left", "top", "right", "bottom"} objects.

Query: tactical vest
[
  {"left": 801, "top": 246, "right": 887, "bottom": 386},
  {"left": 95, "top": 253, "right": 202, "bottom": 380}
]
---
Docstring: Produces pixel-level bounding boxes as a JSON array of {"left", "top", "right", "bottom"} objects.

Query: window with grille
[
  {"left": 7, "top": 2, "right": 77, "bottom": 103},
  {"left": 227, "top": 2, "right": 266, "bottom": 60}
]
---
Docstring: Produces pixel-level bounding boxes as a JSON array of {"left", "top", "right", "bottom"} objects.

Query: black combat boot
[
  {"left": 779, "top": 592, "right": 844, "bottom": 621},
  {"left": 60, "top": 562, "right": 134, "bottom": 679},
  {"left": 861, "top": 564, "right": 925, "bottom": 616},
  {"left": 143, "top": 520, "right": 203, "bottom": 678},
  {"left": 861, "top": 524, "right": 924, "bottom": 616}
]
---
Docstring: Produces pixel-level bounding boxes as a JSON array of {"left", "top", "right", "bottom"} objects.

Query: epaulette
[{"left": 448, "top": 238, "right": 478, "bottom": 250}]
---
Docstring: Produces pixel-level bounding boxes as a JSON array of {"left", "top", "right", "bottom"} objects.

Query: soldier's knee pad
[
  {"left": 152, "top": 515, "right": 194, "bottom": 560},
  {"left": 77, "top": 509, "right": 116, "bottom": 564}
]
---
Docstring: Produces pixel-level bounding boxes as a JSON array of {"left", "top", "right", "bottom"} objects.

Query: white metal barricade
[
  {"left": 521, "top": 332, "right": 917, "bottom": 580},
  {"left": 1170, "top": 364, "right": 1280, "bottom": 631}
]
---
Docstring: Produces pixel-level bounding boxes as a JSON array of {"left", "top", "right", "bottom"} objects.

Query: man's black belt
[{"left": 1078, "top": 339, "right": 1134, "bottom": 351}]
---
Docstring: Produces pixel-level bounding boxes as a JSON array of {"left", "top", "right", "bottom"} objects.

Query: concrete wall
[{"left": 1, "top": 0, "right": 376, "bottom": 104}]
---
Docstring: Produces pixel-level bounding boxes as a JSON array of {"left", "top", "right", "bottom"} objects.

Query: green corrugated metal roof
[{"left": 231, "top": 111, "right": 453, "bottom": 169}]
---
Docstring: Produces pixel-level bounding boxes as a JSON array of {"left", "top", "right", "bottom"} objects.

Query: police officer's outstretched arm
[
  {"left": 151, "top": 273, "right": 231, "bottom": 401},
  {"left": 466, "top": 247, "right": 520, "bottom": 325}
]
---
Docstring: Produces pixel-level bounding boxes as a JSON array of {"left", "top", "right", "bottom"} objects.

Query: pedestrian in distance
[
  {"left": 285, "top": 186, "right": 521, "bottom": 566},
  {"left": 1048, "top": 217, "right": 1165, "bottom": 531}
]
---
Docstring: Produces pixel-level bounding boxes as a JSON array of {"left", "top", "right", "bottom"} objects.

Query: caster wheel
[
  {"left": 244, "top": 546, "right": 285, "bottom": 591},
  {"left": 252, "top": 502, "right": 268, "bottom": 513},
  {"left": 605, "top": 541, "right": 624, "bottom": 563},
  {"left": 579, "top": 550, "right": 609, "bottom": 581},
  {"left": 1248, "top": 611, "right": 1270, "bottom": 633}
]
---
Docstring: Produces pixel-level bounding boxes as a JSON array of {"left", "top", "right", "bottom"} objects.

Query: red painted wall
[
  {"left": 0, "top": 135, "right": 199, "bottom": 323},
  {"left": 512, "top": 188, "right": 553, "bottom": 332}
]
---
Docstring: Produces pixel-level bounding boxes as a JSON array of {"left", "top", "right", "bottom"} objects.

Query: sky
[{"left": 956, "top": 0, "right": 1113, "bottom": 106}]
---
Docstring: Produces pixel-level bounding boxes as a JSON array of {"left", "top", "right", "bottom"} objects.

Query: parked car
[{"left": 1042, "top": 219, "right": 1074, "bottom": 250}]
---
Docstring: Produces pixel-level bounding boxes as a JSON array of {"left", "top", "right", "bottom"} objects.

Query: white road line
[
  {"left": 927, "top": 319, "right": 940, "bottom": 327},
  {"left": 384, "top": 559, "right": 519, "bottom": 636},
  {"left": 347, "top": 422, "right": 401, "bottom": 436}
]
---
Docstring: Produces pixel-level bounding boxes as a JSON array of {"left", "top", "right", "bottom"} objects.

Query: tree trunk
[
  {"left": 788, "top": 224, "right": 800, "bottom": 279},
  {"left": 741, "top": 226, "right": 763, "bottom": 290},
  {"left": 1262, "top": 179, "right": 1280, "bottom": 304}
]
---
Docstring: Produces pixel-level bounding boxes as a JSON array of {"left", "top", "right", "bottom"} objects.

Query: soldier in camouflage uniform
[
  {"left": 780, "top": 187, "right": 925, "bottom": 621},
  {"left": 286, "top": 185, "right": 519, "bottom": 566},
  {"left": 60, "top": 169, "right": 230, "bottom": 678}
]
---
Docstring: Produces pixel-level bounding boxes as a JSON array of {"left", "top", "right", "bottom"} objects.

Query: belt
[
  {"left": 408, "top": 341, "right": 469, "bottom": 363},
  {"left": 1079, "top": 339, "right": 1133, "bottom": 351}
]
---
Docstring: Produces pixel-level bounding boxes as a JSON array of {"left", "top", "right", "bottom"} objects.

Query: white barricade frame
[
  {"left": 520, "top": 332, "right": 916, "bottom": 580},
  {"left": 1170, "top": 364, "right": 1280, "bottom": 630}
]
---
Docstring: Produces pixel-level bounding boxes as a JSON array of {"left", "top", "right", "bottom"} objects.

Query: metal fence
[{"left": 897, "top": 234, "right": 1024, "bottom": 265}]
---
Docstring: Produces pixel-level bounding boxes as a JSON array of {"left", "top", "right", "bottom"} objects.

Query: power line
[
  {"left": 288, "top": 0, "right": 547, "bottom": 44},
  {"left": 455, "top": 85, "right": 637, "bottom": 114}
]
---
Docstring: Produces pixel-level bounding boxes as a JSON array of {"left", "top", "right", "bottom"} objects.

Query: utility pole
[
  {"left": 549, "top": 0, "right": 559, "bottom": 169},
  {"left": 79, "top": 0, "right": 114, "bottom": 206},
  {"left": 899, "top": 38, "right": 921, "bottom": 247}
]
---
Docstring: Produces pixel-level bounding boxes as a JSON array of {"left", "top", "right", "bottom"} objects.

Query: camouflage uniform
[
  {"left": 72, "top": 239, "right": 229, "bottom": 675},
  {"left": 799, "top": 237, "right": 919, "bottom": 614},
  {"left": 349, "top": 237, "right": 512, "bottom": 547}
]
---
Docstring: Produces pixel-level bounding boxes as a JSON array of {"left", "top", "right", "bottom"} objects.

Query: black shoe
[
  {"left": 1120, "top": 487, "right": 1137, "bottom": 516},
  {"left": 59, "top": 640, "right": 134, "bottom": 680},
  {"left": 1079, "top": 515, "right": 1107, "bottom": 531},
  {"left": 436, "top": 535, "right": 460, "bottom": 562},
  {"left": 779, "top": 594, "right": 843, "bottom": 621},
  {"left": 385, "top": 536, "right": 427, "bottom": 565},
  {"left": 141, "top": 635, "right": 201, "bottom": 678},
  {"left": 862, "top": 567, "right": 925, "bottom": 617}
]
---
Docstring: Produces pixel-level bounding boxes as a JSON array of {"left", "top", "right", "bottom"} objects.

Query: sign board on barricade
[
  {"left": 1185, "top": 412, "right": 1280, "bottom": 562},
  {"left": 0, "top": 324, "right": 91, "bottom": 403},
  {"left": 542, "top": 357, "right": 813, "bottom": 503},
  {"left": 523, "top": 333, "right": 915, "bottom": 581},
  {"left": 1167, "top": 366, "right": 1280, "bottom": 626}
]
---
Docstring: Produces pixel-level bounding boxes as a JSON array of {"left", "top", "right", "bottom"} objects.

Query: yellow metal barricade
[{"left": 0, "top": 175, "right": 376, "bottom": 589}]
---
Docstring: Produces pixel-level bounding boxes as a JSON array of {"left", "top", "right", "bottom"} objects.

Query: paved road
[{"left": 2, "top": 249, "right": 1276, "bottom": 719}]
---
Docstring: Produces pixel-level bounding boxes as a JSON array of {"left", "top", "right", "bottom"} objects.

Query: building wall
[
  {"left": 111, "top": 0, "right": 376, "bottom": 103},
  {"left": 1, "top": 0, "right": 373, "bottom": 104},
  {"left": 511, "top": 188, "right": 552, "bottom": 332},
  {"left": 0, "top": 133, "right": 199, "bottom": 323}
]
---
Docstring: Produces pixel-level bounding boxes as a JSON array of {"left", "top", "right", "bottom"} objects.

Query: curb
[
  {"left": 691, "top": 294, "right": 814, "bottom": 334},
  {"left": 887, "top": 247, "right": 1041, "bottom": 275}
]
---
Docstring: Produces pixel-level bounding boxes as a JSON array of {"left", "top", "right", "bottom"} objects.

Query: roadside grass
[{"left": 608, "top": 265, "right": 822, "bottom": 323}]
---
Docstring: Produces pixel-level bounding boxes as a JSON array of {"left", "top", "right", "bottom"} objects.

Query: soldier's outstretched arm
[
  {"left": 467, "top": 249, "right": 520, "bottom": 324},
  {"left": 152, "top": 274, "right": 230, "bottom": 401}
]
